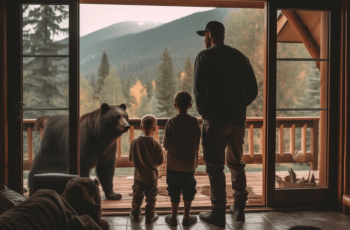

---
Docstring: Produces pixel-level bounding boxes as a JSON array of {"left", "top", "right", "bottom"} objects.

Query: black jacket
[{"left": 194, "top": 44, "right": 258, "bottom": 126}]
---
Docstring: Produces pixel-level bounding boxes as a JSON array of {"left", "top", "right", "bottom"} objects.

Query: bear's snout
[{"left": 124, "top": 124, "right": 130, "bottom": 131}]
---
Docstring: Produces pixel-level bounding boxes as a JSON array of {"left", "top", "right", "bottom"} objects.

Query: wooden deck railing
[{"left": 23, "top": 117, "right": 319, "bottom": 171}]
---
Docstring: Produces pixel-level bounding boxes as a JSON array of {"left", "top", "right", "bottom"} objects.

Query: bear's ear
[
  {"left": 100, "top": 103, "right": 110, "bottom": 114},
  {"left": 119, "top": 104, "right": 127, "bottom": 111},
  {"left": 94, "top": 178, "right": 99, "bottom": 186}
]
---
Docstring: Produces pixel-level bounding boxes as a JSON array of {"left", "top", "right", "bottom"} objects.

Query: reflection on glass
[
  {"left": 275, "top": 10, "right": 328, "bottom": 189},
  {"left": 23, "top": 57, "right": 69, "bottom": 110},
  {"left": 276, "top": 61, "right": 324, "bottom": 114},
  {"left": 23, "top": 4, "right": 69, "bottom": 55},
  {"left": 277, "top": 43, "right": 312, "bottom": 59}
]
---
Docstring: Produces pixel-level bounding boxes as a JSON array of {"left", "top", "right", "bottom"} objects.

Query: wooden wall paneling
[
  {"left": 327, "top": 1, "right": 342, "bottom": 206},
  {"left": 342, "top": 0, "right": 350, "bottom": 215},
  {"left": 318, "top": 10, "right": 328, "bottom": 187},
  {"left": 0, "top": 0, "right": 8, "bottom": 187},
  {"left": 338, "top": 0, "right": 345, "bottom": 212}
]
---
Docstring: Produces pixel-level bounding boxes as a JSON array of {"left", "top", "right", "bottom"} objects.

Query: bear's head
[{"left": 99, "top": 103, "right": 130, "bottom": 139}]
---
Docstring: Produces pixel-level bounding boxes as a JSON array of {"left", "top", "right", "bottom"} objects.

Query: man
[{"left": 194, "top": 21, "right": 258, "bottom": 227}]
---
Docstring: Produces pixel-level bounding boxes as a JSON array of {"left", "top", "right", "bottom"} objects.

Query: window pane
[
  {"left": 23, "top": 5, "right": 69, "bottom": 55},
  {"left": 275, "top": 10, "right": 329, "bottom": 189},
  {"left": 23, "top": 57, "right": 69, "bottom": 109},
  {"left": 276, "top": 61, "right": 325, "bottom": 114},
  {"left": 22, "top": 4, "right": 70, "bottom": 197}
]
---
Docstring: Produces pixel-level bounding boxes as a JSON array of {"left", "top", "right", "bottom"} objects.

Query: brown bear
[
  {"left": 28, "top": 103, "right": 130, "bottom": 200},
  {"left": 63, "top": 177, "right": 109, "bottom": 230}
]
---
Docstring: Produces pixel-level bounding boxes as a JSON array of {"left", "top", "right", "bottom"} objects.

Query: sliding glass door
[{"left": 266, "top": 0, "right": 340, "bottom": 206}]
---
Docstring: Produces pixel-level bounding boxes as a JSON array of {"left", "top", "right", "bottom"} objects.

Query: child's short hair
[
  {"left": 174, "top": 91, "right": 192, "bottom": 109},
  {"left": 141, "top": 114, "right": 157, "bottom": 132}
]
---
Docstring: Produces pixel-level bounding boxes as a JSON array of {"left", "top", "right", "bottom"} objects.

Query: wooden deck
[
  {"left": 100, "top": 172, "right": 263, "bottom": 212},
  {"left": 23, "top": 170, "right": 315, "bottom": 214},
  {"left": 99, "top": 170, "right": 315, "bottom": 213}
]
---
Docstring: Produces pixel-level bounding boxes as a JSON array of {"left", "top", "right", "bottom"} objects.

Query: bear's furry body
[{"left": 28, "top": 104, "right": 129, "bottom": 200}]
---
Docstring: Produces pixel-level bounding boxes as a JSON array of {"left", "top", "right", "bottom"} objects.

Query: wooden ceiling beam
[
  {"left": 282, "top": 10, "right": 321, "bottom": 68},
  {"left": 79, "top": 0, "right": 265, "bottom": 8},
  {"left": 277, "top": 13, "right": 288, "bottom": 36}
]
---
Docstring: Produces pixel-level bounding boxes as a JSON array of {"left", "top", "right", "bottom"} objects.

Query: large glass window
[{"left": 79, "top": 5, "right": 265, "bottom": 207}]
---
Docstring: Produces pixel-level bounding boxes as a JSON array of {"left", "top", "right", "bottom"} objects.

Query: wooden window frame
[{"left": 2, "top": 0, "right": 347, "bottom": 211}]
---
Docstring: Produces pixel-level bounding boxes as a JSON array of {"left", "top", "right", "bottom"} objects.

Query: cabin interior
[{"left": 1, "top": 0, "right": 350, "bottom": 229}]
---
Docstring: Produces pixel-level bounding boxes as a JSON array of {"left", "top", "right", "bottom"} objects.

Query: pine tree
[
  {"left": 296, "top": 63, "right": 320, "bottom": 116},
  {"left": 137, "top": 94, "right": 151, "bottom": 117},
  {"left": 145, "top": 80, "right": 153, "bottom": 102},
  {"left": 122, "top": 76, "right": 134, "bottom": 109},
  {"left": 99, "top": 68, "right": 125, "bottom": 106},
  {"left": 80, "top": 74, "right": 98, "bottom": 115},
  {"left": 179, "top": 57, "right": 199, "bottom": 117},
  {"left": 89, "top": 74, "right": 96, "bottom": 90},
  {"left": 95, "top": 51, "right": 110, "bottom": 94},
  {"left": 155, "top": 48, "right": 177, "bottom": 118},
  {"left": 22, "top": 5, "right": 69, "bottom": 116},
  {"left": 180, "top": 57, "right": 194, "bottom": 93}
]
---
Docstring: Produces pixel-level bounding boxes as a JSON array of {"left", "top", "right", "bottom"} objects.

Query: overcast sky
[{"left": 79, "top": 5, "right": 214, "bottom": 37}]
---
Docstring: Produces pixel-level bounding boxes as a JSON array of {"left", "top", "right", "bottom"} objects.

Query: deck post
[
  {"left": 290, "top": 124, "right": 295, "bottom": 156},
  {"left": 311, "top": 120, "right": 319, "bottom": 170},
  {"left": 279, "top": 124, "right": 284, "bottom": 157},
  {"left": 27, "top": 127, "right": 33, "bottom": 164}
]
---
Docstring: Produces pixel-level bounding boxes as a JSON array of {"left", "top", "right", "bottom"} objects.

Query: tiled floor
[{"left": 102, "top": 210, "right": 350, "bottom": 230}]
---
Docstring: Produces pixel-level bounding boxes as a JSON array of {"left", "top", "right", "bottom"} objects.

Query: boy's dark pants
[
  {"left": 166, "top": 169, "right": 197, "bottom": 203},
  {"left": 131, "top": 179, "right": 158, "bottom": 217},
  {"left": 202, "top": 124, "right": 248, "bottom": 209}
]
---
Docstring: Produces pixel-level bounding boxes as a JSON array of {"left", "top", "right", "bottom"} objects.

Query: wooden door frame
[
  {"left": 0, "top": 0, "right": 8, "bottom": 187},
  {"left": 266, "top": 0, "right": 342, "bottom": 207},
  {"left": 5, "top": 0, "right": 80, "bottom": 194}
]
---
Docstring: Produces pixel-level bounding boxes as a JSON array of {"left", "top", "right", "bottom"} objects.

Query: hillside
[{"left": 80, "top": 8, "right": 229, "bottom": 82}]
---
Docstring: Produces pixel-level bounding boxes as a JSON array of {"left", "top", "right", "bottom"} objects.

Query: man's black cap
[{"left": 196, "top": 21, "right": 225, "bottom": 37}]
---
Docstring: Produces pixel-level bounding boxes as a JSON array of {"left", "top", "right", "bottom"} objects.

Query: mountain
[
  {"left": 80, "top": 8, "right": 229, "bottom": 82},
  {"left": 79, "top": 21, "right": 164, "bottom": 66}
]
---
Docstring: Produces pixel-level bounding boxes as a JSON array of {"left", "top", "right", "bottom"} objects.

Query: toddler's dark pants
[
  {"left": 131, "top": 179, "right": 158, "bottom": 217},
  {"left": 166, "top": 168, "right": 197, "bottom": 203}
]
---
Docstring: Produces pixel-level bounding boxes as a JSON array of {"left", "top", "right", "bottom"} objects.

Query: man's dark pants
[{"left": 202, "top": 124, "right": 248, "bottom": 209}]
